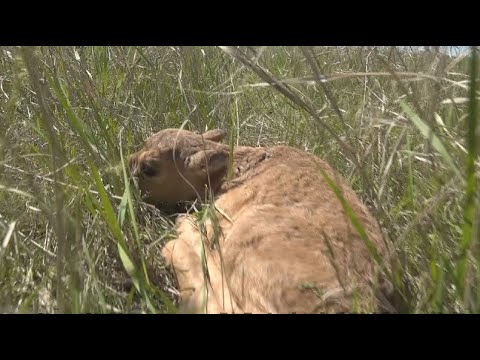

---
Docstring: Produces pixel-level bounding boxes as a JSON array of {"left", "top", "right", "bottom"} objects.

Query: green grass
[{"left": 0, "top": 46, "right": 478, "bottom": 313}]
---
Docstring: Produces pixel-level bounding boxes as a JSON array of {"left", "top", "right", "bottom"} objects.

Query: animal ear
[
  {"left": 202, "top": 129, "right": 227, "bottom": 143},
  {"left": 185, "top": 149, "right": 229, "bottom": 175}
]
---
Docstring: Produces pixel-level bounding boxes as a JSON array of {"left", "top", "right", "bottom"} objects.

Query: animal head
[{"left": 128, "top": 128, "right": 230, "bottom": 206}]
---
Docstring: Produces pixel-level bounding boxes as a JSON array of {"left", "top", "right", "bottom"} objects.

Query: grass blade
[
  {"left": 457, "top": 47, "right": 479, "bottom": 303},
  {"left": 401, "top": 100, "right": 462, "bottom": 180},
  {"left": 88, "top": 160, "right": 140, "bottom": 292}
]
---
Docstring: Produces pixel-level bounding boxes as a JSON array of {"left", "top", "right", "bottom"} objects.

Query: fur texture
[{"left": 129, "top": 128, "right": 392, "bottom": 313}]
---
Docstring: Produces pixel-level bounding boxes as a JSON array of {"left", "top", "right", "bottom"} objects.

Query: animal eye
[{"left": 141, "top": 162, "right": 157, "bottom": 177}]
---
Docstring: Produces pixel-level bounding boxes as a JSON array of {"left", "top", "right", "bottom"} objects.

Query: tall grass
[{"left": 0, "top": 46, "right": 478, "bottom": 313}]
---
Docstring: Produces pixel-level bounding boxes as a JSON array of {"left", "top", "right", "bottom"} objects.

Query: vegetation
[{"left": 0, "top": 46, "right": 478, "bottom": 313}]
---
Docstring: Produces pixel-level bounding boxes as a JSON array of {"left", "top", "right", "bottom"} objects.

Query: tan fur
[{"left": 129, "top": 128, "right": 392, "bottom": 314}]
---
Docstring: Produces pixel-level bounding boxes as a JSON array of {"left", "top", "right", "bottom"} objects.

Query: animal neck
[{"left": 214, "top": 146, "right": 270, "bottom": 194}]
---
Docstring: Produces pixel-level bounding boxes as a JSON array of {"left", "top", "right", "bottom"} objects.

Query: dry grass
[{"left": 0, "top": 46, "right": 478, "bottom": 313}]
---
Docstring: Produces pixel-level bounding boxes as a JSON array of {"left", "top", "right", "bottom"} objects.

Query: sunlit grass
[{"left": 0, "top": 46, "right": 477, "bottom": 313}]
